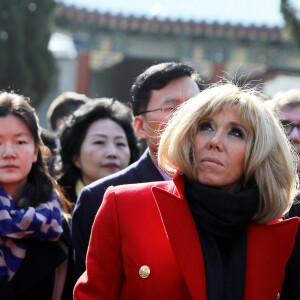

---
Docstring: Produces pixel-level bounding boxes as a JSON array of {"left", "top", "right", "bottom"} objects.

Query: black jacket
[
  {"left": 1, "top": 216, "right": 75, "bottom": 300},
  {"left": 281, "top": 199, "right": 300, "bottom": 299}
]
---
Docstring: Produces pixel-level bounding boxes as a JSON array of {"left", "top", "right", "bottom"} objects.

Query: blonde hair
[{"left": 158, "top": 82, "right": 299, "bottom": 224}]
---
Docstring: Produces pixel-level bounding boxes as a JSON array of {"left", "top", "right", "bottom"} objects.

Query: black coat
[
  {"left": 281, "top": 198, "right": 300, "bottom": 299},
  {"left": 72, "top": 149, "right": 164, "bottom": 278},
  {"left": 1, "top": 217, "right": 75, "bottom": 300}
]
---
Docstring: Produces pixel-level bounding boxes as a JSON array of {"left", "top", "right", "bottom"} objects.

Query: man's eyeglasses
[
  {"left": 138, "top": 104, "right": 178, "bottom": 115},
  {"left": 280, "top": 120, "right": 300, "bottom": 135}
]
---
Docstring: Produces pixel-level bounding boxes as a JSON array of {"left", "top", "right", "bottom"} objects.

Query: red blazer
[{"left": 74, "top": 174, "right": 299, "bottom": 300}]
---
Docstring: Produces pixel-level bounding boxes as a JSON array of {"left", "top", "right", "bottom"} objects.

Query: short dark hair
[
  {"left": 130, "top": 62, "right": 203, "bottom": 116},
  {"left": 56, "top": 98, "right": 140, "bottom": 188},
  {"left": 47, "top": 91, "right": 90, "bottom": 131}
]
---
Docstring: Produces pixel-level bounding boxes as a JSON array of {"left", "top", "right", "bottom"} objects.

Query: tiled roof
[{"left": 55, "top": 4, "right": 282, "bottom": 42}]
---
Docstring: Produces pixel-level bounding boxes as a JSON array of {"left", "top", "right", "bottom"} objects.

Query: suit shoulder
[
  {"left": 111, "top": 180, "right": 170, "bottom": 194},
  {"left": 83, "top": 168, "right": 137, "bottom": 194},
  {"left": 101, "top": 181, "right": 170, "bottom": 211}
]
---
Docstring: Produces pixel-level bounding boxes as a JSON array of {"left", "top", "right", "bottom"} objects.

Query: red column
[
  {"left": 76, "top": 52, "right": 90, "bottom": 94},
  {"left": 211, "top": 62, "right": 225, "bottom": 83}
]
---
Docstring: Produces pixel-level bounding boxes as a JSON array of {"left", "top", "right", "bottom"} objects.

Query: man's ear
[{"left": 133, "top": 116, "right": 147, "bottom": 140}]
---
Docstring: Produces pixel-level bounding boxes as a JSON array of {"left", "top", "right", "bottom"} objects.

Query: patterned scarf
[{"left": 0, "top": 188, "right": 63, "bottom": 281}]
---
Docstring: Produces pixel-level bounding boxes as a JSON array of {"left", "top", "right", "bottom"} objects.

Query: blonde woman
[{"left": 74, "top": 83, "right": 299, "bottom": 300}]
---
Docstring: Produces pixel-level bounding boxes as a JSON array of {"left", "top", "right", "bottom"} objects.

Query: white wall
[{"left": 263, "top": 75, "right": 300, "bottom": 97}]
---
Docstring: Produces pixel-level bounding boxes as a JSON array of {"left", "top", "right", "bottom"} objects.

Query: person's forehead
[{"left": 147, "top": 76, "right": 199, "bottom": 107}]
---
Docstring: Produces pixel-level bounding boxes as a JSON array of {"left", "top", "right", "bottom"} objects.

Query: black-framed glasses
[
  {"left": 280, "top": 120, "right": 300, "bottom": 135},
  {"left": 138, "top": 104, "right": 178, "bottom": 115}
]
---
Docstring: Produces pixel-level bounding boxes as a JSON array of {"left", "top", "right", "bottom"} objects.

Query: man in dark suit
[{"left": 72, "top": 62, "right": 203, "bottom": 278}]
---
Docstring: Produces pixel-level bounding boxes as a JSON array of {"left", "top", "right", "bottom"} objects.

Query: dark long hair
[{"left": 0, "top": 92, "right": 54, "bottom": 207}]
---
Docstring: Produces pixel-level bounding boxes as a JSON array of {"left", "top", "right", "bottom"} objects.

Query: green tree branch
[
  {"left": 0, "top": 0, "right": 56, "bottom": 107},
  {"left": 281, "top": 0, "right": 300, "bottom": 47}
]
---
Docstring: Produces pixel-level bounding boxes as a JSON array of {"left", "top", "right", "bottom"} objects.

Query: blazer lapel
[{"left": 152, "top": 177, "right": 207, "bottom": 299}]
